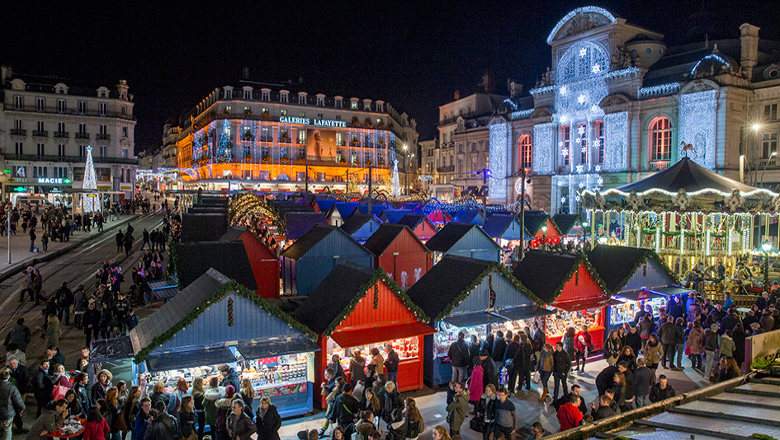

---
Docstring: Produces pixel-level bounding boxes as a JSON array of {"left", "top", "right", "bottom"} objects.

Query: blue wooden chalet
[
  {"left": 425, "top": 222, "right": 502, "bottom": 263},
  {"left": 481, "top": 214, "right": 526, "bottom": 242},
  {"left": 355, "top": 204, "right": 390, "bottom": 221},
  {"left": 385, "top": 209, "right": 414, "bottom": 223},
  {"left": 281, "top": 224, "right": 374, "bottom": 296},
  {"left": 314, "top": 199, "right": 338, "bottom": 213},
  {"left": 406, "top": 255, "right": 549, "bottom": 385},
  {"left": 326, "top": 202, "right": 360, "bottom": 227},
  {"left": 285, "top": 212, "right": 327, "bottom": 240},
  {"left": 339, "top": 213, "right": 383, "bottom": 243},
  {"left": 451, "top": 210, "right": 484, "bottom": 225},
  {"left": 129, "top": 268, "right": 320, "bottom": 418}
]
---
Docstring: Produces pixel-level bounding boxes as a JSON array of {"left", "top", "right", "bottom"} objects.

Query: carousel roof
[{"left": 615, "top": 157, "right": 756, "bottom": 194}]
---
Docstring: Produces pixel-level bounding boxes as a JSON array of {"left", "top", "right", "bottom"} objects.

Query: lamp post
[
  {"left": 542, "top": 225, "right": 548, "bottom": 249},
  {"left": 760, "top": 151, "right": 777, "bottom": 188},
  {"left": 762, "top": 240, "right": 772, "bottom": 288}
]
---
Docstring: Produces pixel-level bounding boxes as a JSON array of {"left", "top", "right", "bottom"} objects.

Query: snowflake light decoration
[
  {"left": 576, "top": 165, "right": 584, "bottom": 173},
  {"left": 558, "top": 141, "right": 564, "bottom": 147},
  {"left": 575, "top": 194, "right": 582, "bottom": 202},
  {"left": 577, "top": 94, "right": 587, "bottom": 105},
  {"left": 595, "top": 165, "right": 601, "bottom": 172},
  {"left": 581, "top": 145, "right": 588, "bottom": 153},
  {"left": 561, "top": 148, "right": 569, "bottom": 157},
  {"left": 592, "top": 64, "right": 601, "bottom": 73},
  {"left": 561, "top": 197, "right": 567, "bottom": 204},
  {"left": 577, "top": 125, "right": 586, "bottom": 135},
  {"left": 559, "top": 86, "right": 567, "bottom": 95},
  {"left": 597, "top": 176, "right": 604, "bottom": 185},
  {"left": 579, "top": 182, "right": 585, "bottom": 189},
  {"left": 557, "top": 180, "right": 564, "bottom": 186},
  {"left": 591, "top": 105, "right": 600, "bottom": 112},
  {"left": 593, "top": 139, "right": 600, "bottom": 148},
  {"left": 579, "top": 48, "right": 587, "bottom": 57}
]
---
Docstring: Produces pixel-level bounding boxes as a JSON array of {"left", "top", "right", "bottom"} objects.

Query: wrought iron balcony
[
  {"left": 54, "top": 131, "right": 69, "bottom": 138},
  {"left": 33, "top": 130, "right": 48, "bottom": 137},
  {"left": 75, "top": 132, "right": 90, "bottom": 139},
  {"left": 96, "top": 133, "right": 111, "bottom": 140},
  {"left": 10, "top": 129, "right": 26, "bottom": 136}
]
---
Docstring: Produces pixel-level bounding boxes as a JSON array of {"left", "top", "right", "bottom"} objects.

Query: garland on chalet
[{"left": 134, "top": 280, "right": 317, "bottom": 364}]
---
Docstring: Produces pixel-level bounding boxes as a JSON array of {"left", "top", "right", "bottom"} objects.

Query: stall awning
[
  {"left": 553, "top": 297, "right": 623, "bottom": 312},
  {"left": 90, "top": 336, "right": 134, "bottom": 364},
  {"left": 147, "top": 346, "right": 236, "bottom": 372},
  {"left": 616, "top": 289, "right": 666, "bottom": 301},
  {"left": 646, "top": 286, "right": 693, "bottom": 297},
  {"left": 331, "top": 322, "right": 435, "bottom": 349},
  {"left": 496, "top": 306, "right": 554, "bottom": 321},
  {"left": 442, "top": 312, "right": 508, "bottom": 328},
  {"left": 236, "top": 338, "right": 320, "bottom": 360},
  {"left": 153, "top": 287, "right": 179, "bottom": 300}
]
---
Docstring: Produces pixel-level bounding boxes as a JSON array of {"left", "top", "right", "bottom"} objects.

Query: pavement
[{"left": 278, "top": 355, "right": 714, "bottom": 440}]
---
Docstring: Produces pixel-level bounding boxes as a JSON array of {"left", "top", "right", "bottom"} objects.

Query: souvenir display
[
  {"left": 610, "top": 297, "right": 666, "bottom": 326},
  {"left": 330, "top": 337, "right": 420, "bottom": 369},
  {"left": 433, "top": 322, "right": 486, "bottom": 357},
  {"left": 545, "top": 307, "right": 603, "bottom": 338}
]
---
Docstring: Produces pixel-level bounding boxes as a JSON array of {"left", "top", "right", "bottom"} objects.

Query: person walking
[
  {"left": 444, "top": 382, "right": 467, "bottom": 437},
  {"left": 687, "top": 321, "right": 705, "bottom": 371},
  {"left": 141, "top": 229, "right": 150, "bottom": 251},
  {"left": 29, "top": 229, "right": 36, "bottom": 253},
  {"left": 0, "top": 368, "right": 25, "bottom": 440},
  {"left": 254, "top": 397, "right": 281, "bottom": 440},
  {"left": 537, "top": 343, "right": 554, "bottom": 402},
  {"left": 116, "top": 231, "right": 124, "bottom": 254},
  {"left": 32, "top": 361, "right": 52, "bottom": 417},
  {"left": 447, "top": 332, "right": 470, "bottom": 384},
  {"left": 552, "top": 342, "right": 571, "bottom": 400},
  {"left": 704, "top": 323, "right": 720, "bottom": 378},
  {"left": 493, "top": 388, "right": 517, "bottom": 439},
  {"left": 658, "top": 317, "right": 677, "bottom": 369},
  {"left": 41, "top": 231, "right": 48, "bottom": 252},
  {"left": 4, "top": 319, "right": 31, "bottom": 353},
  {"left": 633, "top": 359, "right": 653, "bottom": 408},
  {"left": 83, "top": 301, "right": 101, "bottom": 347}
]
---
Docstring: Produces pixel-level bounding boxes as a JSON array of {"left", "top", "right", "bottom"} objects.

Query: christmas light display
[
  {"left": 391, "top": 157, "right": 401, "bottom": 196},
  {"left": 690, "top": 54, "right": 731, "bottom": 75},
  {"left": 546, "top": 6, "right": 617, "bottom": 44},
  {"left": 680, "top": 90, "right": 717, "bottom": 170},
  {"left": 533, "top": 122, "right": 556, "bottom": 175},
  {"left": 81, "top": 146, "right": 100, "bottom": 213},
  {"left": 638, "top": 83, "right": 681, "bottom": 98},
  {"left": 489, "top": 121, "right": 508, "bottom": 200},
  {"left": 510, "top": 109, "right": 534, "bottom": 120},
  {"left": 604, "top": 111, "right": 628, "bottom": 172},
  {"left": 214, "top": 120, "right": 233, "bottom": 164}
]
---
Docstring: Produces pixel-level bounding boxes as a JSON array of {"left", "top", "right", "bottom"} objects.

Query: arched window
[
  {"left": 649, "top": 117, "right": 672, "bottom": 161},
  {"left": 518, "top": 134, "right": 532, "bottom": 168}
]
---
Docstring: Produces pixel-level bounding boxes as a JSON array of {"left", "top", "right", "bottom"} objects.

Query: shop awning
[
  {"left": 616, "top": 289, "right": 666, "bottom": 301},
  {"left": 442, "top": 312, "right": 508, "bottom": 328},
  {"left": 90, "top": 336, "right": 134, "bottom": 364},
  {"left": 646, "top": 286, "right": 693, "bottom": 297},
  {"left": 553, "top": 297, "right": 623, "bottom": 312},
  {"left": 146, "top": 346, "right": 236, "bottom": 372},
  {"left": 496, "top": 306, "right": 554, "bottom": 321},
  {"left": 236, "top": 338, "right": 320, "bottom": 360},
  {"left": 331, "top": 321, "right": 435, "bottom": 349}
]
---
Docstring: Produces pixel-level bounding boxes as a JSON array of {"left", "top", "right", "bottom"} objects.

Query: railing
[
  {"left": 54, "top": 131, "right": 69, "bottom": 138},
  {"left": 10, "top": 129, "right": 26, "bottom": 136},
  {"left": 7, "top": 106, "right": 135, "bottom": 120},
  {"left": 437, "top": 165, "right": 455, "bottom": 172},
  {"left": 33, "top": 130, "right": 48, "bottom": 137},
  {"left": 438, "top": 111, "right": 477, "bottom": 126},
  {"left": 96, "top": 134, "right": 111, "bottom": 140},
  {"left": 3, "top": 153, "right": 137, "bottom": 165},
  {"left": 75, "top": 133, "right": 90, "bottom": 139},
  {"left": 758, "top": 158, "right": 778, "bottom": 168}
]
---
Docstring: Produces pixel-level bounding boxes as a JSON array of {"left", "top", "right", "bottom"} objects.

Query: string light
[
  {"left": 604, "top": 111, "right": 628, "bottom": 171},
  {"left": 489, "top": 122, "right": 508, "bottom": 200},
  {"left": 547, "top": 7, "right": 618, "bottom": 45},
  {"left": 639, "top": 83, "right": 681, "bottom": 98},
  {"left": 680, "top": 90, "right": 717, "bottom": 170},
  {"left": 533, "top": 122, "right": 556, "bottom": 175},
  {"left": 81, "top": 146, "right": 100, "bottom": 213}
]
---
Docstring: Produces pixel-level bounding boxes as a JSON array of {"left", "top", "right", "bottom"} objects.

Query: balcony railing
[
  {"left": 10, "top": 129, "right": 26, "bottom": 136},
  {"left": 3, "top": 153, "right": 137, "bottom": 165},
  {"left": 758, "top": 158, "right": 778, "bottom": 168},
  {"left": 54, "top": 131, "right": 69, "bottom": 138},
  {"left": 75, "top": 133, "right": 90, "bottom": 139},
  {"left": 437, "top": 165, "right": 455, "bottom": 172},
  {"left": 33, "top": 130, "right": 48, "bottom": 137},
  {"left": 7, "top": 106, "right": 135, "bottom": 120},
  {"left": 96, "top": 133, "right": 111, "bottom": 140}
]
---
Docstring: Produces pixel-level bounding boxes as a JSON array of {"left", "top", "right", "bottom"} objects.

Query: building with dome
[{"left": 434, "top": 7, "right": 780, "bottom": 215}]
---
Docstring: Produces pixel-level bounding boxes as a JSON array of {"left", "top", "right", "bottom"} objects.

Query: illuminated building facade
[
  {"left": 175, "top": 80, "right": 417, "bottom": 193},
  {"left": 430, "top": 7, "right": 780, "bottom": 213}
]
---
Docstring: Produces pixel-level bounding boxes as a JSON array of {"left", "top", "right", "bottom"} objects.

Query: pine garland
[
  {"left": 597, "top": 248, "right": 680, "bottom": 296},
  {"left": 133, "top": 280, "right": 317, "bottom": 364},
  {"left": 321, "top": 267, "right": 430, "bottom": 337}
]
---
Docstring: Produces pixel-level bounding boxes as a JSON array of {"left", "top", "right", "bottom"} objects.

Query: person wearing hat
[
  {"left": 479, "top": 349, "right": 497, "bottom": 389},
  {"left": 750, "top": 322, "right": 765, "bottom": 336}
]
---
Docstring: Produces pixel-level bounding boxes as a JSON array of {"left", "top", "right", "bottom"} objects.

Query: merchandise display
[
  {"left": 610, "top": 297, "right": 666, "bottom": 326},
  {"left": 491, "top": 318, "right": 542, "bottom": 339},
  {"left": 329, "top": 337, "right": 420, "bottom": 368},
  {"left": 545, "top": 307, "right": 603, "bottom": 338},
  {"left": 433, "top": 321, "right": 486, "bottom": 357}
]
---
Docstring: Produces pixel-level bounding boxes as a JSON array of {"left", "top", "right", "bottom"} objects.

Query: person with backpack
[
  {"left": 331, "top": 383, "right": 359, "bottom": 438},
  {"left": 54, "top": 282, "right": 73, "bottom": 326}
]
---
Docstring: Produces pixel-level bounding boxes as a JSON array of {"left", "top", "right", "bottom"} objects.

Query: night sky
[{"left": 2, "top": 1, "right": 777, "bottom": 154}]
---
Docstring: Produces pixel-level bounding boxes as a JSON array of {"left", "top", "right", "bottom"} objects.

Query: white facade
[{"left": 0, "top": 66, "right": 137, "bottom": 200}]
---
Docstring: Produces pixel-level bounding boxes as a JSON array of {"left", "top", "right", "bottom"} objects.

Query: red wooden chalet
[{"left": 363, "top": 223, "right": 432, "bottom": 290}]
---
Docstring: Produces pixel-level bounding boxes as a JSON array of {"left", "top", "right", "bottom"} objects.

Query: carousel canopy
[{"left": 618, "top": 157, "right": 755, "bottom": 193}]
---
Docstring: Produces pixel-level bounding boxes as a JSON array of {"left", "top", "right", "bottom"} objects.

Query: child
[
  {"left": 446, "top": 381, "right": 457, "bottom": 405},
  {"left": 83, "top": 406, "right": 109, "bottom": 440}
]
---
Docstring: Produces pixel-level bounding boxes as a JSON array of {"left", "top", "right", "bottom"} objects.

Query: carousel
[{"left": 580, "top": 157, "right": 780, "bottom": 300}]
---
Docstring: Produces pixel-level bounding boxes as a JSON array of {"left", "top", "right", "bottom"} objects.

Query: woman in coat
[
  {"left": 204, "top": 377, "right": 223, "bottom": 436},
  {"left": 215, "top": 385, "right": 236, "bottom": 440},
  {"left": 227, "top": 400, "right": 256, "bottom": 440},
  {"left": 687, "top": 321, "right": 705, "bottom": 370},
  {"left": 537, "top": 343, "right": 554, "bottom": 402},
  {"left": 643, "top": 333, "right": 664, "bottom": 381},
  {"left": 255, "top": 397, "right": 281, "bottom": 440},
  {"left": 467, "top": 357, "right": 484, "bottom": 411},
  {"left": 604, "top": 331, "right": 621, "bottom": 366}
]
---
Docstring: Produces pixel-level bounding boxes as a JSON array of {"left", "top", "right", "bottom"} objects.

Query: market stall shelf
[
  {"left": 587, "top": 245, "right": 686, "bottom": 334},
  {"left": 293, "top": 261, "right": 434, "bottom": 407},
  {"left": 512, "top": 251, "right": 616, "bottom": 351},
  {"left": 425, "top": 222, "right": 502, "bottom": 263},
  {"left": 281, "top": 224, "right": 374, "bottom": 296},
  {"left": 407, "top": 255, "right": 550, "bottom": 385},
  {"left": 129, "top": 268, "right": 320, "bottom": 419},
  {"left": 363, "top": 223, "right": 432, "bottom": 290}
]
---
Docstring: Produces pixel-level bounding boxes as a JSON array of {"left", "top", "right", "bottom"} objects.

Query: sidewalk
[{"left": 0, "top": 213, "right": 139, "bottom": 282}]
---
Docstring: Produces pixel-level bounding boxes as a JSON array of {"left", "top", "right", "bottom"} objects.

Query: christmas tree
[
  {"left": 391, "top": 157, "right": 401, "bottom": 196},
  {"left": 214, "top": 122, "right": 233, "bottom": 163},
  {"left": 81, "top": 146, "right": 101, "bottom": 213}
]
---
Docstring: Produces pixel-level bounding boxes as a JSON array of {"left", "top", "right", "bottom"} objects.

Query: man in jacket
[
  {"left": 649, "top": 375, "right": 676, "bottom": 402},
  {"left": 591, "top": 395, "right": 616, "bottom": 421},
  {"left": 330, "top": 383, "right": 360, "bottom": 433},
  {"left": 26, "top": 398, "right": 66, "bottom": 440},
  {"left": 493, "top": 388, "right": 516, "bottom": 439},
  {"left": 552, "top": 384, "right": 587, "bottom": 415},
  {"left": 595, "top": 364, "right": 618, "bottom": 397},
  {"left": 760, "top": 309, "right": 775, "bottom": 333},
  {"left": 479, "top": 350, "right": 497, "bottom": 389},
  {"left": 703, "top": 324, "right": 719, "bottom": 378},
  {"left": 552, "top": 342, "right": 571, "bottom": 400},
  {"left": 634, "top": 359, "right": 653, "bottom": 408},
  {"left": 519, "top": 336, "right": 534, "bottom": 392},
  {"left": 0, "top": 368, "right": 25, "bottom": 440},
  {"left": 492, "top": 331, "right": 508, "bottom": 363},
  {"left": 447, "top": 332, "right": 470, "bottom": 383},
  {"left": 6, "top": 358, "right": 28, "bottom": 432},
  {"left": 218, "top": 364, "right": 241, "bottom": 391},
  {"left": 31, "top": 360, "right": 51, "bottom": 417},
  {"left": 556, "top": 394, "right": 583, "bottom": 431},
  {"left": 445, "top": 381, "right": 468, "bottom": 437},
  {"left": 383, "top": 343, "right": 400, "bottom": 385},
  {"left": 503, "top": 334, "right": 521, "bottom": 394},
  {"left": 4, "top": 319, "right": 31, "bottom": 353},
  {"left": 658, "top": 316, "right": 677, "bottom": 369},
  {"left": 46, "top": 347, "right": 64, "bottom": 375},
  {"left": 54, "top": 282, "right": 73, "bottom": 326}
]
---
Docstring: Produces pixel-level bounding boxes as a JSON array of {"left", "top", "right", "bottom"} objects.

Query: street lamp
[{"left": 760, "top": 151, "right": 777, "bottom": 188}]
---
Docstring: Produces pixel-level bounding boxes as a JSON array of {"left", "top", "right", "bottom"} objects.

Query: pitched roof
[
  {"left": 406, "top": 255, "right": 539, "bottom": 320},
  {"left": 176, "top": 241, "right": 258, "bottom": 290},
  {"left": 552, "top": 214, "right": 584, "bottom": 235},
  {"left": 339, "top": 213, "right": 381, "bottom": 236},
  {"left": 587, "top": 245, "right": 678, "bottom": 294},
  {"left": 281, "top": 224, "right": 371, "bottom": 259},
  {"left": 451, "top": 210, "right": 480, "bottom": 223},
  {"left": 397, "top": 214, "right": 434, "bottom": 231},
  {"left": 385, "top": 210, "right": 413, "bottom": 223},
  {"left": 614, "top": 157, "right": 758, "bottom": 194},
  {"left": 285, "top": 212, "right": 327, "bottom": 240},
  {"left": 315, "top": 200, "right": 338, "bottom": 212},
  {"left": 355, "top": 204, "right": 387, "bottom": 216},
  {"left": 363, "top": 223, "right": 428, "bottom": 256},
  {"left": 219, "top": 226, "right": 246, "bottom": 242},
  {"left": 511, "top": 251, "right": 606, "bottom": 304},
  {"left": 328, "top": 202, "right": 360, "bottom": 218},
  {"left": 130, "top": 269, "right": 315, "bottom": 362},
  {"left": 294, "top": 261, "right": 428, "bottom": 335},
  {"left": 482, "top": 214, "right": 516, "bottom": 239},
  {"left": 521, "top": 212, "right": 554, "bottom": 236},
  {"left": 181, "top": 213, "right": 228, "bottom": 242},
  {"left": 425, "top": 222, "right": 483, "bottom": 252}
]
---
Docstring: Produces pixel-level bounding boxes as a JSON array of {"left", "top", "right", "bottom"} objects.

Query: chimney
[
  {"left": 1, "top": 65, "right": 12, "bottom": 85},
  {"left": 243, "top": 67, "right": 249, "bottom": 79},
  {"left": 454, "top": 90, "right": 460, "bottom": 101},
  {"left": 740, "top": 23, "right": 760, "bottom": 80}
]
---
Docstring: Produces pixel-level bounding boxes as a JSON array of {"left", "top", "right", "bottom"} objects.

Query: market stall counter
[
  {"left": 129, "top": 268, "right": 320, "bottom": 418},
  {"left": 512, "top": 250, "right": 616, "bottom": 351},
  {"left": 293, "top": 261, "right": 435, "bottom": 407},
  {"left": 407, "top": 255, "right": 551, "bottom": 386}
]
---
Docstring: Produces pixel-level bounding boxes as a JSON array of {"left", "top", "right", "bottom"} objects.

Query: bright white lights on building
[
  {"left": 579, "top": 48, "right": 588, "bottom": 57},
  {"left": 604, "top": 111, "right": 628, "bottom": 171},
  {"left": 592, "top": 64, "right": 601, "bottom": 73},
  {"left": 488, "top": 122, "right": 508, "bottom": 200},
  {"left": 576, "top": 165, "right": 584, "bottom": 173},
  {"left": 577, "top": 125, "right": 586, "bottom": 135},
  {"left": 560, "top": 86, "right": 567, "bottom": 95},
  {"left": 532, "top": 122, "right": 556, "bottom": 175},
  {"left": 577, "top": 94, "right": 587, "bottom": 105},
  {"left": 680, "top": 90, "right": 718, "bottom": 170}
]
